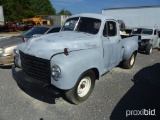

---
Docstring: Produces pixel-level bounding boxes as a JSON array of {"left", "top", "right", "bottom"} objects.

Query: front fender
[{"left": 50, "top": 48, "right": 103, "bottom": 90}]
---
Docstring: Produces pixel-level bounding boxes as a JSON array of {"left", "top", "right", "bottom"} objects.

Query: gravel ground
[{"left": 0, "top": 49, "right": 160, "bottom": 120}]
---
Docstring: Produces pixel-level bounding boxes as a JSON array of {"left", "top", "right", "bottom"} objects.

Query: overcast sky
[{"left": 50, "top": 0, "right": 160, "bottom": 14}]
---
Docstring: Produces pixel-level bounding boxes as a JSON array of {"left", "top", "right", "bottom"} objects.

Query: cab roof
[{"left": 133, "top": 26, "right": 157, "bottom": 30}]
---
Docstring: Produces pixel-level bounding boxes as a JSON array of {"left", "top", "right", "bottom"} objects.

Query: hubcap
[
  {"left": 150, "top": 47, "right": 153, "bottom": 54},
  {"left": 77, "top": 77, "right": 91, "bottom": 97},
  {"left": 130, "top": 54, "right": 135, "bottom": 66}
]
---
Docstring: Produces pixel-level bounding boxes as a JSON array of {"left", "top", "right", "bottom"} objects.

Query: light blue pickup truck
[{"left": 12, "top": 13, "right": 139, "bottom": 104}]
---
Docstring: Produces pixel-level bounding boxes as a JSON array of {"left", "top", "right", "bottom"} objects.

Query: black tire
[
  {"left": 65, "top": 70, "right": 96, "bottom": 104},
  {"left": 145, "top": 44, "right": 153, "bottom": 55},
  {"left": 158, "top": 42, "right": 160, "bottom": 51},
  {"left": 122, "top": 52, "right": 136, "bottom": 69}
]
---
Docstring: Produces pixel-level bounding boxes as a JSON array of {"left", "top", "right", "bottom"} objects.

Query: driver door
[{"left": 102, "top": 20, "right": 123, "bottom": 72}]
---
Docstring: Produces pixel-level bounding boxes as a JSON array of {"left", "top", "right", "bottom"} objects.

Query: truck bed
[{"left": 121, "top": 35, "right": 141, "bottom": 40}]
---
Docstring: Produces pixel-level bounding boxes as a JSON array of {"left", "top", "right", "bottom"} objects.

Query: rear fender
[{"left": 122, "top": 40, "right": 138, "bottom": 60}]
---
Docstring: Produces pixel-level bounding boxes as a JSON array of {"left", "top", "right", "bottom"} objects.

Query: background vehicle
[
  {"left": 124, "top": 28, "right": 133, "bottom": 35},
  {"left": 22, "top": 15, "right": 52, "bottom": 26},
  {"left": 120, "top": 28, "right": 133, "bottom": 35},
  {"left": 0, "top": 26, "right": 61, "bottom": 66},
  {"left": 16, "top": 22, "right": 34, "bottom": 31},
  {"left": 13, "top": 13, "right": 139, "bottom": 104},
  {"left": 22, "top": 15, "right": 70, "bottom": 26},
  {"left": 17, "top": 22, "right": 27, "bottom": 30},
  {"left": 21, "top": 25, "right": 61, "bottom": 42},
  {"left": 131, "top": 27, "right": 160, "bottom": 54}
]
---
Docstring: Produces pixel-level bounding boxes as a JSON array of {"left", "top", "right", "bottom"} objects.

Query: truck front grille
[{"left": 20, "top": 51, "right": 51, "bottom": 83}]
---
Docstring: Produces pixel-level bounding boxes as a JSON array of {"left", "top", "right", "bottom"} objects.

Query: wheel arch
[
  {"left": 134, "top": 50, "right": 138, "bottom": 55},
  {"left": 91, "top": 68, "right": 100, "bottom": 80},
  {"left": 80, "top": 67, "right": 100, "bottom": 81}
]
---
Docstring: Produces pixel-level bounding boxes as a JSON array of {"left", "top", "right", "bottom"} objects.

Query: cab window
[{"left": 103, "top": 21, "right": 117, "bottom": 37}]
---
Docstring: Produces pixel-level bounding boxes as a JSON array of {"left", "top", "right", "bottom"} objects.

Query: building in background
[
  {"left": 0, "top": 6, "right": 4, "bottom": 26},
  {"left": 49, "top": 15, "right": 70, "bottom": 26},
  {"left": 102, "top": 6, "right": 160, "bottom": 29}
]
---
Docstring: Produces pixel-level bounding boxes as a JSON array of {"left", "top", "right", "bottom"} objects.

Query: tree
[
  {"left": 1, "top": 0, "right": 56, "bottom": 21},
  {"left": 30, "top": 0, "right": 56, "bottom": 15},
  {"left": 57, "top": 9, "right": 72, "bottom": 15}
]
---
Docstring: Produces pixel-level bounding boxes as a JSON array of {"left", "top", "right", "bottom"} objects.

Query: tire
[
  {"left": 122, "top": 52, "right": 136, "bottom": 69},
  {"left": 65, "top": 70, "right": 96, "bottom": 104},
  {"left": 158, "top": 42, "right": 160, "bottom": 51},
  {"left": 145, "top": 44, "right": 153, "bottom": 55}
]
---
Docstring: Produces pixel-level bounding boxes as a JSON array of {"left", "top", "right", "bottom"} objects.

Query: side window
[
  {"left": 154, "top": 30, "right": 157, "bottom": 35},
  {"left": 103, "top": 21, "right": 117, "bottom": 37},
  {"left": 47, "top": 27, "right": 60, "bottom": 34}
]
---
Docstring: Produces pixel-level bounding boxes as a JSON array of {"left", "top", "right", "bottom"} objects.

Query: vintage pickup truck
[
  {"left": 12, "top": 13, "right": 139, "bottom": 104},
  {"left": 131, "top": 27, "right": 160, "bottom": 54}
]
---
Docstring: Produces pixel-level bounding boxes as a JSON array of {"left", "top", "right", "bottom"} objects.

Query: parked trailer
[
  {"left": 0, "top": 6, "right": 4, "bottom": 26},
  {"left": 49, "top": 15, "right": 70, "bottom": 26},
  {"left": 102, "top": 6, "right": 160, "bottom": 29}
]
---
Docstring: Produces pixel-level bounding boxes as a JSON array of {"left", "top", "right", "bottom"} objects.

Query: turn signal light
[
  {"left": 64, "top": 48, "right": 69, "bottom": 56},
  {"left": 7, "top": 54, "right": 13, "bottom": 56}
]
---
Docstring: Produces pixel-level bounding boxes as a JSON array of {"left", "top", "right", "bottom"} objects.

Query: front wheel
[
  {"left": 145, "top": 44, "right": 153, "bottom": 55},
  {"left": 122, "top": 52, "right": 136, "bottom": 69},
  {"left": 65, "top": 70, "right": 96, "bottom": 104}
]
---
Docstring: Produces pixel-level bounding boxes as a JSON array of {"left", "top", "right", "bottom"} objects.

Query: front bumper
[
  {"left": 0, "top": 55, "right": 14, "bottom": 66},
  {"left": 12, "top": 65, "right": 60, "bottom": 97}
]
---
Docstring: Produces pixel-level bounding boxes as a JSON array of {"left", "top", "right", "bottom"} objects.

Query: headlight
[
  {"left": 0, "top": 48, "right": 3, "bottom": 54},
  {"left": 51, "top": 65, "right": 61, "bottom": 79}
]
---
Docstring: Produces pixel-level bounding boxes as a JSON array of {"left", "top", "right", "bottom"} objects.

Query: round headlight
[
  {"left": 51, "top": 65, "right": 61, "bottom": 79},
  {"left": 0, "top": 48, "right": 3, "bottom": 54}
]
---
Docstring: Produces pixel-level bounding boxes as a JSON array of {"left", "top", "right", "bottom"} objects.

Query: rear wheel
[
  {"left": 145, "top": 44, "right": 152, "bottom": 55},
  {"left": 65, "top": 70, "right": 96, "bottom": 104},
  {"left": 122, "top": 52, "right": 136, "bottom": 69}
]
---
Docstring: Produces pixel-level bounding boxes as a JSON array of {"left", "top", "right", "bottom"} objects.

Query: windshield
[
  {"left": 142, "top": 29, "right": 153, "bottom": 35},
  {"left": 61, "top": 17, "right": 101, "bottom": 35},
  {"left": 61, "top": 17, "right": 79, "bottom": 31},
  {"left": 132, "top": 28, "right": 153, "bottom": 35},
  {"left": 20, "top": 27, "right": 50, "bottom": 38}
]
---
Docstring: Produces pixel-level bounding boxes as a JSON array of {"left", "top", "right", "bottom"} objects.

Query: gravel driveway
[{"left": 0, "top": 50, "right": 160, "bottom": 120}]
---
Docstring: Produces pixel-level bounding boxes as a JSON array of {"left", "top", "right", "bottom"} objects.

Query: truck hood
[{"left": 18, "top": 31, "right": 99, "bottom": 60}]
